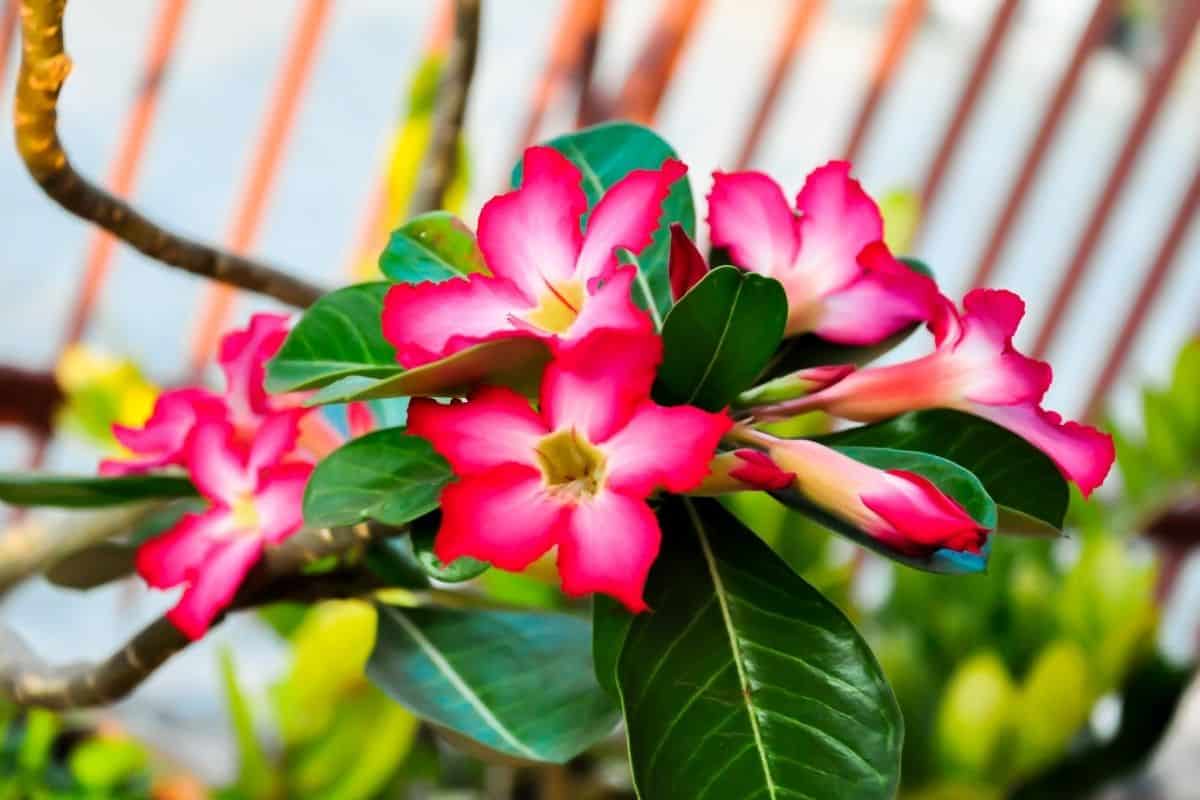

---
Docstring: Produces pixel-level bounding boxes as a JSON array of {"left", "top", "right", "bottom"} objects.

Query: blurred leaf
[
  {"left": 0, "top": 473, "right": 196, "bottom": 508},
  {"left": 1142, "top": 387, "right": 1190, "bottom": 476},
  {"left": 221, "top": 650, "right": 279, "bottom": 800},
  {"left": 719, "top": 492, "right": 832, "bottom": 576},
  {"left": 55, "top": 344, "right": 158, "bottom": 447},
  {"left": 364, "top": 539, "right": 433, "bottom": 589},
  {"left": 369, "top": 603, "right": 618, "bottom": 764},
  {"left": 17, "top": 709, "right": 58, "bottom": 774},
  {"left": 879, "top": 189, "right": 921, "bottom": 254},
  {"left": 379, "top": 211, "right": 486, "bottom": 284},
  {"left": 820, "top": 409, "right": 1068, "bottom": 535},
  {"left": 516, "top": 122, "right": 695, "bottom": 322},
  {"left": 317, "top": 702, "right": 417, "bottom": 800},
  {"left": 615, "top": 498, "right": 902, "bottom": 799},
  {"left": 265, "top": 283, "right": 399, "bottom": 394},
  {"left": 1010, "top": 641, "right": 1092, "bottom": 779},
  {"left": 1170, "top": 337, "right": 1200, "bottom": 451},
  {"left": 303, "top": 427, "right": 451, "bottom": 528},
  {"left": 653, "top": 266, "right": 788, "bottom": 411},
  {"left": 935, "top": 651, "right": 1015, "bottom": 782}
]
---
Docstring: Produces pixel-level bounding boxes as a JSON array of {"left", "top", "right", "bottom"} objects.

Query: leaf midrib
[{"left": 684, "top": 275, "right": 744, "bottom": 405}]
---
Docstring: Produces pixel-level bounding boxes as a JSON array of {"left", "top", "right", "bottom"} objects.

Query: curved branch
[
  {"left": 0, "top": 365, "right": 62, "bottom": 435},
  {"left": 408, "top": 0, "right": 480, "bottom": 216},
  {"left": 14, "top": 0, "right": 325, "bottom": 308}
]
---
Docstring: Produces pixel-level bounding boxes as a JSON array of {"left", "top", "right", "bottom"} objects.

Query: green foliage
[
  {"left": 379, "top": 211, "right": 486, "bottom": 283},
  {"left": 0, "top": 472, "right": 196, "bottom": 508},
  {"left": 653, "top": 266, "right": 788, "bottom": 411}
]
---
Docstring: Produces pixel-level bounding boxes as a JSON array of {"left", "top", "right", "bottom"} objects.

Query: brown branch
[
  {"left": 14, "top": 0, "right": 325, "bottom": 308},
  {"left": 408, "top": 0, "right": 480, "bottom": 216},
  {"left": 0, "top": 365, "right": 62, "bottom": 435},
  {"left": 0, "top": 524, "right": 388, "bottom": 710}
]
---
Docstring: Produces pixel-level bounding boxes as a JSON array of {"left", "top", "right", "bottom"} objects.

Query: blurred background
[{"left": 0, "top": 0, "right": 1198, "bottom": 797}]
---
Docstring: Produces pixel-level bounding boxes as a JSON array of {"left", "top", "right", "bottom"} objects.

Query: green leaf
[
  {"left": 303, "top": 428, "right": 451, "bottom": 528},
  {"left": 379, "top": 211, "right": 486, "bottom": 284},
  {"left": 516, "top": 122, "right": 694, "bottom": 323},
  {"left": 820, "top": 409, "right": 1068, "bottom": 535},
  {"left": 0, "top": 473, "right": 196, "bottom": 508},
  {"left": 592, "top": 595, "right": 633, "bottom": 698},
  {"left": 409, "top": 513, "right": 489, "bottom": 582},
  {"left": 654, "top": 266, "right": 788, "bottom": 411},
  {"left": 221, "top": 650, "right": 279, "bottom": 800},
  {"left": 615, "top": 498, "right": 902, "bottom": 799},
  {"left": 368, "top": 604, "right": 619, "bottom": 764},
  {"left": 265, "top": 283, "right": 401, "bottom": 394}
]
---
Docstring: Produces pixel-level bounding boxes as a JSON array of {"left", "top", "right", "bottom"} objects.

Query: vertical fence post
[{"left": 616, "top": 0, "right": 707, "bottom": 124}]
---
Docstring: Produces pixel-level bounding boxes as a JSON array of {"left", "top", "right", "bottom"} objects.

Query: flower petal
[
  {"left": 602, "top": 400, "right": 731, "bottom": 495},
  {"left": 541, "top": 329, "right": 662, "bottom": 443},
  {"left": 433, "top": 463, "right": 567, "bottom": 571},
  {"left": 970, "top": 403, "right": 1115, "bottom": 496},
  {"left": 407, "top": 388, "right": 547, "bottom": 475},
  {"left": 219, "top": 313, "right": 290, "bottom": 423},
  {"left": 167, "top": 536, "right": 263, "bottom": 640},
  {"left": 813, "top": 242, "right": 937, "bottom": 345},
  {"left": 247, "top": 411, "right": 305, "bottom": 474},
  {"left": 382, "top": 275, "right": 536, "bottom": 368},
  {"left": 187, "top": 420, "right": 251, "bottom": 504},
  {"left": 861, "top": 469, "right": 989, "bottom": 556},
  {"left": 254, "top": 461, "right": 314, "bottom": 543},
  {"left": 346, "top": 402, "right": 376, "bottom": 438},
  {"left": 135, "top": 508, "right": 235, "bottom": 589},
  {"left": 478, "top": 146, "right": 587, "bottom": 301},
  {"left": 561, "top": 266, "right": 655, "bottom": 347},
  {"left": 575, "top": 159, "right": 687, "bottom": 284},
  {"left": 953, "top": 289, "right": 1052, "bottom": 405},
  {"left": 707, "top": 170, "right": 800, "bottom": 276},
  {"left": 101, "top": 389, "right": 226, "bottom": 476},
  {"left": 668, "top": 222, "right": 709, "bottom": 301},
  {"left": 729, "top": 449, "right": 794, "bottom": 490},
  {"left": 557, "top": 490, "right": 660, "bottom": 612}
]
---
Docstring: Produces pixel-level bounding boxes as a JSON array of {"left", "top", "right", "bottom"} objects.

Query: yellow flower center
[
  {"left": 230, "top": 492, "right": 260, "bottom": 531},
  {"left": 524, "top": 280, "right": 584, "bottom": 334},
  {"left": 534, "top": 428, "right": 607, "bottom": 501}
]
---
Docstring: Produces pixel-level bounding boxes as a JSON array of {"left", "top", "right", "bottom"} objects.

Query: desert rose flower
[
  {"left": 736, "top": 430, "right": 988, "bottom": 558},
  {"left": 99, "top": 389, "right": 226, "bottom": 476},
  {"left": 136, "top": 417, "right": 313, "bottom": 639},
  {"left": 383, "top": 147, "right": 686, "bottom": 367},
  {"left": 708, "top": 161, "right": 937, "bottom": 343},
  {"left": 407, "top": 330, "right": 731, "bottom": 611},
  {"left": 689, "top": 449, "right": 797, "bottom": 495},
  {"left": 753, "top": 289, "right": 1115, "bottom": 496}
]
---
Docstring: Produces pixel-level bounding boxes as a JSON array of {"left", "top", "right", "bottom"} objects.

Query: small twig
[
  {"left": 14, "top": 0, "right": 324, "bottom": 308},
  {"left": 408, "top": 0, "right": 480, "bottom": 216},
  {"left": 0, "top": 364, "right": 62, "bottom": 436}
]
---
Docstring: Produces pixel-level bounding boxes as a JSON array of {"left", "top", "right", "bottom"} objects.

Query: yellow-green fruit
[
  {"left": 1011, "top": 640, "right": 1092, "bottom": 779},
  {"left": 935, "top": 652, "right": 1016, "bottom": 781}
]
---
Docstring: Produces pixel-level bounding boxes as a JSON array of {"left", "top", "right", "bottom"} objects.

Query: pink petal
[
  {"left": 861, "top": 470, "right": 989, "bottom": 556},
  {"left": 557, "top": 490, "right": 660, "bottom": 612},
  {"left": 729, "top": 449, "right": 794, "bottom": 490},
  {"left": 407, "top": 388, "right": 547, "bottom": 476},
  {"left": 602, "top": 401, "right": 732, "bottom": 496},
  {"left": 254, "top": 461, "right": 314, "bottom": 543},
  {"left": 971, "top": 403, "right": 1115, "bottom": 497},
  {"left": 247, "top": 410, "right": 304, "bottom": 474},
  {"left": 382, "top": 275, "right": 536, "bottom": 368},
  {"left": 813, "top": 243, "right": 937, "bottom": 345},
  {"left": 668, "top": 223, "right": 709, "bottom": 301},
  {"left": 575, "top": 159, "right": 688, "bottom": 284},
  {"left": 187, "top": 420, "right": 252, "bottom": 505},
  {"left": 346, "top": 402, "right": 376, "bottom": 438},
  {"left": 478, "top": 146, "right": 587, "bottom": 302},
  {"left": 952, "top": 289, "right": 1051, "bottom": 405},
  {"left": 707, "top": 170, "right": 800, "bottom": 277},
  {"left": 135, "top": 508, "right": 235, "bottom": 590},
  {"left": 540, "top": 329, "right": 662, "bottom": 443},
  {"left": 560, "top": 266, "right": 655, "bottom": 347},
  {"left": 167, "top": 536, "right": 263, "bottom": 640},
  {"left": 219, "top": 313, "right": 291, "bottom": 422},
  {"left": 433, "top": 463, "right": 567, "bottom": 571},
  {"left": 101, "top": 389, "right": 226, "bottom": 476}
]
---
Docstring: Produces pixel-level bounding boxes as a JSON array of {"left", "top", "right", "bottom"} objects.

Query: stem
[{"left": 14, "top": 0, "right": 325, "bottom": 308}]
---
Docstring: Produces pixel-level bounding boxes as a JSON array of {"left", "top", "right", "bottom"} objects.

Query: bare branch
[
  {"left": 0, "top": 364, "right": 62, "bottom": 436},
  {"left": 408, "top": 0, "right": 481, "bottom": 216},
  {"left": 14, "top": 0, "right": 325, "bottom": 308}
]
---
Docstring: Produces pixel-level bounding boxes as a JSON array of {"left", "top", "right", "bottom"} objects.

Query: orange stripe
[
  {"left": 0, "top": 0, "right": 18, "bottom": 91},
  {"left": 617, "top": 0, "right": 707, "bottom": 124},
  {"left": 60, "top": 0, "right": 190, "bottom": 349},
  {"left": 187, "top": 0, "right": 333, "bottom": 377}
]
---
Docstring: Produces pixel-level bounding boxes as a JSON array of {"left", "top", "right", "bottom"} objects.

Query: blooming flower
[
  {"left": 383, "top": 147, "right": 686, "bottom": 367},
  {"left": 707, "top": 161, "right": 937, "bottom": 343},
  {"left": 99, "top": 388, "right": 226, "bottom": 476},
  {"left": 755, "top": 289, "right": 1115, "bottom": 495},
  {"left": 136, "top": 417, "right": 313, "bottom": 639},
  {"left": 740, "top": 431, "right": 989, "bottom": 558},
  {"left": 407, "top": 330, "right": 731, "bottom": 611}
]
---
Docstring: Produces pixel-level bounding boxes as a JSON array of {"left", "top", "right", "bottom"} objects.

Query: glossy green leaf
[
  {"left": 265, "top": 282, "right": 401, "bottom": 394},
  {"left": 762, "top": 258, "right": 934, "bottom": 378},
  {"left": 819, "top": 409, "right": 1068, "bottom": 535},
  {"left": 307, "top": 337, "right": 551, "bottom": 405},
  {"left": 654, "top": 266, "right": 788, "bottom": 411},
  {"left": 409, "top": 512, "right": 489, "bottom": 582},
  {"left": 379, "top": 211, "right": 486, "bottom": 284},
  {"left": 0, "top": 473, "right": 196, "bottom": 508},
  {"left": 614, "top": 498, "right": 902, "bottom": 799},
  {"left": 516, "top": 122, "right": 694, "bottom": 323},
  {"left": 369, "top": 604, "right": 619, "bottom": 764},
  {"left": 591, "top": 595, "right": 633, "bottom": 698},
  {"left": 303, "top": 427, "right": 451, "bottom": 528}
]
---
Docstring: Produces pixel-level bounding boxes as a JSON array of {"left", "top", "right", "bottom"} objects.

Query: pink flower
[
  {"left": 751, "top": 434, "right": 988, "bottom": 558},
  {"left": 707, "top": 161, "right": 936, "bottom": 343},
  {"left": 100, "top": 389, "right": 226, "bottom": 476},
  {"left": 757, "top": 289, "right": 1115, "bottom": 495},
  {"left": 218, "top": 312, "right": 297, "bottom": 428},
  {"left": 407, "top": 330, "right": 731, "bottom": 611},
  {"left": 136, "top": 417, "right": 313, "bottom": 639},
  {"left": 689, "top": 449, "right": 797, "bottom": 494},
  {"left": 383, "top": 147, "right": 686, "bottom": 367},
  {"left": 668, "top": 222, "right": 709, "bottom": 301}
]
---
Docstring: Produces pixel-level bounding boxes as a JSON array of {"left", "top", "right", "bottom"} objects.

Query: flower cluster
[{"left": 103, "top": 315, "right": 369, "bottom": 639}]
